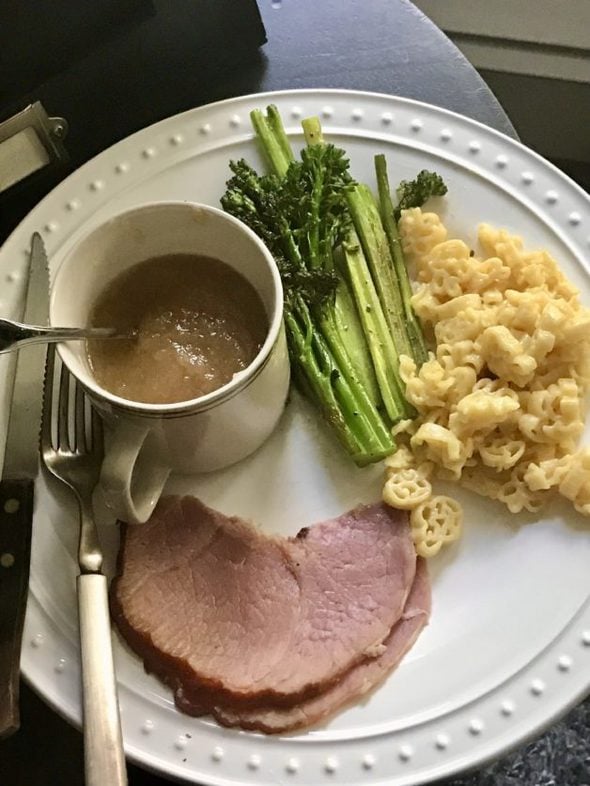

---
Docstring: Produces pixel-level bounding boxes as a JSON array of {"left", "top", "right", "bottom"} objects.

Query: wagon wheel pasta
[
  {"left": 382, "top": 207, "right": 590, "bottom": 557},
  {"left": 382, "top": 468, "right": 432, "bottom": 510},
  {"left": 410, "top": 496, "right": 463, "bottom": 558}
]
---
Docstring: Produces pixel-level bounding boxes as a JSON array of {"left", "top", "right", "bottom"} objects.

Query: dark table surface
[{"left": 1, "top": 1, "right": 588, "bottom": 785}]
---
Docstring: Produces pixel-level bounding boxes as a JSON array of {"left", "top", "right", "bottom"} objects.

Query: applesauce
[{"left": 86, "top": 254, "right": 268, "bottom": 404}]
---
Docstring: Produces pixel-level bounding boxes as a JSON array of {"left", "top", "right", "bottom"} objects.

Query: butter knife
[{"left": 0, "top": 233, "right": 49, "bottom": 738}]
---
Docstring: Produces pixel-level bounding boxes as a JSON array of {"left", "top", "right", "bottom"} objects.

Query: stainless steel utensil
[
  {"left": 0, "top": 232, "right": 49, "bottom": 738},
  {"left": 41, "top": 344, "right": 127, "bottom": 786},
  {"left": 0, "top": 317, "right": 127, "bottom": 354}
]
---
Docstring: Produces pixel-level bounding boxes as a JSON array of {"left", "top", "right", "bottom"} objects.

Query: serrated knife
[{"left": 0, "top": 232, "right": 48, "bottom": 738}]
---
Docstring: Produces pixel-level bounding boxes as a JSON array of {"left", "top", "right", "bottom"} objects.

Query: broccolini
[{"left": 221, "top": 104, "right": 447, "bottom": 465}]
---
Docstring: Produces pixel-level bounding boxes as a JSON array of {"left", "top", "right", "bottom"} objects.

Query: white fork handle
[{"left": 77, "top": 574, "right": 127, "bottom": 786}]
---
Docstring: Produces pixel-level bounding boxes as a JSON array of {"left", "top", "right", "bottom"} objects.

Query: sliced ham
[
  {"left": 111, "top": 496, "right": 416, "bottom": 709},
  {"left": 195, "top": 559, "right": 430, "bottom": 733}
]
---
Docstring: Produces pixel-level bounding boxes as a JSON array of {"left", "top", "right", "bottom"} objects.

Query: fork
[{"left": 41, "top": 345, "right": 127, "bottom": 786}]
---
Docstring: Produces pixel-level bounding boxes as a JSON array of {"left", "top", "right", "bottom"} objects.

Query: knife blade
[{"left": 0, "top": 232, "right": 49, "bottom": 739}]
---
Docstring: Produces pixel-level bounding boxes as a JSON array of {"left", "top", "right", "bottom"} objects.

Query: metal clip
[{"left": 0, "top": 102, "right": 69, "bottom": 194}]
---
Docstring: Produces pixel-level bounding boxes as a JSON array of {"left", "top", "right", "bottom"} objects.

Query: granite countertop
[{"left": 443, "top": 699, "right": 590, "bottom": 786}]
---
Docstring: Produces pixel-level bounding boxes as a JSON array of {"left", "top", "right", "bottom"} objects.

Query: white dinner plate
[{"left": 2, "top": 90, "right": 590, "bottom": 786}]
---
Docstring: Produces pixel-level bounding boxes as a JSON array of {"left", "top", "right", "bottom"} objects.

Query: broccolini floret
[{"left": 395, "top": 169, "right": 448, "bottom": 219}]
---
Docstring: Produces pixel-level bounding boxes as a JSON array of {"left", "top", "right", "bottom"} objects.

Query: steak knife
[{"left": 0, "top": 233, "right": 49, "bottom": 738}]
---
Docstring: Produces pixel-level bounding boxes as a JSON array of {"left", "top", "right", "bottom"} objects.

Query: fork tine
[
  {"left": 74, "top": 378, "right": 86, "bottom": 453},
  {"left": 57, "top": 358, "right": 71, "bottom": 452},
  {"left": 41, "top": 344, "right": 56, "bottom": 450},
  {"left": 90, "top": 405, "right": 104, "bottom": 452}
]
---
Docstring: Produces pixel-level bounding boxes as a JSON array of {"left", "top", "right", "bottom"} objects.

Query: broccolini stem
[
  {"left": 267, "top": 105, "right": 295, "bottom": 167},
  {"left": 302, "top": 117, "right": 328, "bottom": 271},
  {"left": 302, "top": 116, "right": 324, "bottom": 146},
  {"left": 375, "top": 154, "right": 428, "bottom": 365},
  {"left": 331, "top": 277, "right": 381, "bottom": 409},
  {"left": 302, "top": 115, "right": 383, "bottom": 413},
  {"left": 285, "top": 301, "right": 394, "bottom": 461},
  {"left": 339, "top": 233, "right": 409, "bottom": 422},
  {"left": 346, "top": 185, "right": 414, "bottom": 363},
  {"left": 298, "top": 116, "right": 398, "bottom": 444},
  {"left": 318, "top": 307, "right": 393, "bottom": 449},
  {"left": 284, "top": 309, "right": 361, "bottom": 457},
  {"left": 250, "top": 107, "right": 293, "bottom": 177}
]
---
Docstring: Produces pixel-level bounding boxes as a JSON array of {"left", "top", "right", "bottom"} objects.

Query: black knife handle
[{"left": 0, "top": 478, "right": 34, "bottom": 739}]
